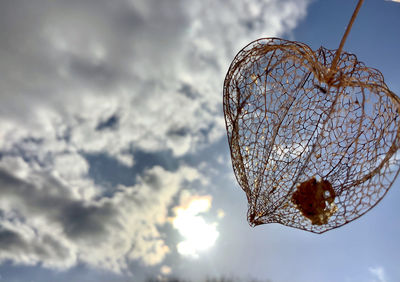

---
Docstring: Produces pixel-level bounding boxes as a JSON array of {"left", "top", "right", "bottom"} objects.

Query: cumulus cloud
[
  {"left": 0, "top": 163, "right": 202, "bottom": 272},
  {"left": 0, "top": 0, "right": 310, "bottom": 274},
  {"left": 0, "top": 0, "right": 309, "bottom": 160}
]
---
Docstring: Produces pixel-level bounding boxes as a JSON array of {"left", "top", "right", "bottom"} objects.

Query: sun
[{"left": 171, "top": 196, "right": 219, "bottom": 258}]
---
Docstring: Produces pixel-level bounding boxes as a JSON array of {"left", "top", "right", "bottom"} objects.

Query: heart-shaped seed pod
[{"left": 223, "top": 37, "right": 400, "bottom": 233}]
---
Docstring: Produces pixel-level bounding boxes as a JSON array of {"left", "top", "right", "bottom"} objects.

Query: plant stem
[{"left": 330, "top": 0, "right": 365, "bottom": 71}]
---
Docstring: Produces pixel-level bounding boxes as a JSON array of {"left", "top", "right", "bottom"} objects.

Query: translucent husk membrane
[{"left": 223, "top": 37, "right": 400, "bottom": 233}]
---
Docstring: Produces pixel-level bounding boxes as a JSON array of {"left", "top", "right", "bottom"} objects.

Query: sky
[{"left": 0, "top": 0, "right": 399, "bottom": 282}]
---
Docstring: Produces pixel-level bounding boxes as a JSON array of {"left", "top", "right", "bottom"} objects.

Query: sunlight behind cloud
[
  {"left": 160, "top": 265, "right": 172, "bottom": 275},
  {"left": 0, "top": 0, "right": 312, "bottom": 275},
  {"left": 171, "top": 195, "right": 219, "bottom": 258}
]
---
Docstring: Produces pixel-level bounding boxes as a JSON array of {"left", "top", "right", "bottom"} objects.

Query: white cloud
[
  {"left": 0, "top": 0, "right": 310, "bottom": 274},
  {"left": 160, "top": 265, "right": 172, "bottom": 275},
  {"left": 369, "top": 266, "right": 387, "bottom": 282},
  {"left": 0, "top": 0, "right": 310, "bottom": 160},
  {"left": 0, "top": 164, "right": 202, "bottom": 272}
]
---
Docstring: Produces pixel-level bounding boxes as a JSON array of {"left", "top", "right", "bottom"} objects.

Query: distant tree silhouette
[{"left": 145, "top": 276, "right": 272, "bottom": 282}]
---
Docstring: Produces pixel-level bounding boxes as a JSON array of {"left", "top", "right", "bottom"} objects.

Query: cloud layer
[
  {"left": 0, "top": 0, "right": 310, "bottom": 274},
  {"left": 0, "top": 163, "right": 201, "bottom": 272}
]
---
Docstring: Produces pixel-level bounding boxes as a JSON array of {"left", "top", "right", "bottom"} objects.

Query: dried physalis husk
[{"left": 223, "top": 37, "right": 400, "bottom": 233}]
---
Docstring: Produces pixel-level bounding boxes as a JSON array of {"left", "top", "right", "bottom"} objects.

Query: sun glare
[{"left": 172, "top": 196, "right": 219, "bottom": 258}]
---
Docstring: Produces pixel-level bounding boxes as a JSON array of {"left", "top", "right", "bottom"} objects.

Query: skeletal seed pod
[{"left": 223, "top": 37, "right": 400, "bottom": 233}]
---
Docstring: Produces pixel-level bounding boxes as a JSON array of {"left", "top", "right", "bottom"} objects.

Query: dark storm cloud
[
  {"left": 0, "top": 168, "right": 70, "bottom": 201},
  {"left": 0, "top": 168, "right": 115, "bottom": 242},
  {"left": 0, "top": 228, "right": 70, "bottom": 260},
  {"left": 35, "top": 234, "right": 72, "bottom": 260},
  {"left": 58, "top": 202, "right": 116, "bottom": 240},
  {"left": 0, "top": 229, "right": 26, "bottom": 251},
  {"left": 66, "top": 55, "right": 121, "bottom": 89}
]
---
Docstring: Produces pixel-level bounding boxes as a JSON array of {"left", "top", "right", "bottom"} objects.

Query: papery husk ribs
[{"left": 223, "top": 37, "right": 400, "bottom": 233}]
